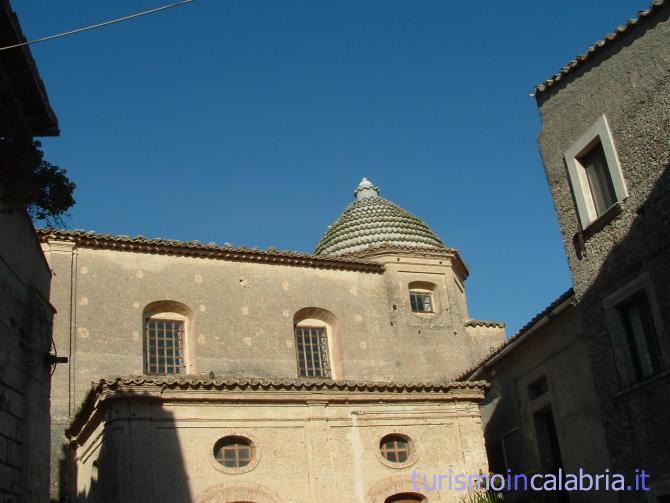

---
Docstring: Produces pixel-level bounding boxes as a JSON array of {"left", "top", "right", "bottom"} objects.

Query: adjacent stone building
[
  {"left": 0, "top": 1, "right": 60, "bottom": 501},
  {"left": 533, "top": 0, "right": 670, "bottom": 500},
  {"left": 457, "top": 2, "right": 670, "bottom": 502},
  {"left": 41, "top": 178, "right": 506, "bottom": 502},
  {"left": 459, "top": 290, "right": 613, "bottom": 503}
]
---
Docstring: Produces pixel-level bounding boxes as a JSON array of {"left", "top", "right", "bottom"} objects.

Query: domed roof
[{"left": 314, "top": 178, "right": 447, "bottom": 257}]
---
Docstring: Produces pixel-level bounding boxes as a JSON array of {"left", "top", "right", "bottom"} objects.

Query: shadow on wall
[
  {"left": 68, "top": 393, "right": 193, "bottom": 503},
  {"left": 480, "top": 160, "right": 670, "bottom": 502},
  {"left": 575, "top": 156, "right": 670, "bottom": 490}
]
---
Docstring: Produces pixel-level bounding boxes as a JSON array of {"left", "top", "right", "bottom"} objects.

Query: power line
[{"left": 0, "top": 0, "right": 196, "bottom": 52}]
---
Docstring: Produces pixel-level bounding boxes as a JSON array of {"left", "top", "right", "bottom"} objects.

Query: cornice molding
[{"left": 37, "top": 229, "right": 384, "bottom": 273}]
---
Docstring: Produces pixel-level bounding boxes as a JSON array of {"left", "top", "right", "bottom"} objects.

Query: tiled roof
[
  {"left": 532, "top": 0, "right": 668, "bottom": 96},
  {"left": 454, "top": 288, "right": 575, "bottom": 381},
  {"left": 84, "top": 375, "right": 489, "bottom": 393},
  {"left": 0, "top": 0, "right": 59, "bottom": 135},
  {"left": 464, "top": 319, "right": 506, "bottom": 329},
  {"left": 68, "top": 375, "right": 489, "bottom": 437},
  {"left": 315, "top": 190, "right": 447, "bottom": 257},
  {"left": 37, "top": 228, "right": 384, "bottom": 273}
]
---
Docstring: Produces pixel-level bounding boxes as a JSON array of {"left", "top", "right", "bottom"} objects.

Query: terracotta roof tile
[
  {"left": 86, "top": 375, "right": 489, "bottom": 393},
  {"left": 68, "top": 375, "right": 489, "bottom": 437},
  {"left": 464, "top": 319, "right": 506, "bottom": 329},
  {"left": 37, "top": 228, "right": 384, "bottom": 273}
]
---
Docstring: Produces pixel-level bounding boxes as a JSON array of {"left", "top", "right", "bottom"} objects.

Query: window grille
[
  {"left": 295, "top": 326, "right": 331, "bottom": 378},
  {"left": 145, "top": 319, "right": 185, "bottom": 375}
]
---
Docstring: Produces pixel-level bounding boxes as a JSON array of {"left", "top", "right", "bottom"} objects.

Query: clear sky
[{"left": 15, "top": 0, "right": 650, "bottom": 334}]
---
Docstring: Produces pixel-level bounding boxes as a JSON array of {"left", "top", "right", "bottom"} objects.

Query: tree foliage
[{"left": 0, "top": 137, "right": 75, "bottom": 226}]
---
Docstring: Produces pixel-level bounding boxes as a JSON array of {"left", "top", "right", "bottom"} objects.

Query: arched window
[
  {"left": 408, "top": 281, "right": 439, "bottom": 314},
  {"left": 293, "top": 307, "right": 342, "bottom": 379},
  {"left": 143, "top": 301, "right": 192, "bottom": 375}
]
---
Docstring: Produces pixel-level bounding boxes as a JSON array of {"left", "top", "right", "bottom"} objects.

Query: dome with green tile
[{"left": 314, "top": 178, "right": 447, "bottom": 257}]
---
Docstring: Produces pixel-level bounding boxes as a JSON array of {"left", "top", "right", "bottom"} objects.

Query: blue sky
[{"left": 15, "top": 0, "right": 650, "bottom": 334}]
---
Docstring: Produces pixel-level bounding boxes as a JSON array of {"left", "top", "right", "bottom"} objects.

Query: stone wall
[
  {"left": 474, "top": 298, "right": 613, "bottom": 503},
  {"left": 0, "top": 196, "right": 54, "bottom": 503},
  {"left": 535, "top": 4, "right": 670, "bottom": 499}
]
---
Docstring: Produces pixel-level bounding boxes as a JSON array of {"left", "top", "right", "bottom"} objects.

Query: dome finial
[{"left": 354, "top": 177, "right": 380, "bottom": 200}]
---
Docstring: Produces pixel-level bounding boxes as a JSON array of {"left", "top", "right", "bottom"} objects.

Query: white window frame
[{"left": 564, "top": 115, "right": 627, "bottom": 229}]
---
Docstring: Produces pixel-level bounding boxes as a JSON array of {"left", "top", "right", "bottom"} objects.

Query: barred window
[
  {"left": 295, "top": 326, "right": 331, "bottom": 378},
  {"left": 409, "top": 291, "right": 433, "bottom": 313},
  {"left": 145, "top": 319, "right": 185, "bottom": 375}
]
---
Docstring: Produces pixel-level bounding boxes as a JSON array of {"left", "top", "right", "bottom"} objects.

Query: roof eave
[
  {"left": 67, "top": 376, "right": 491, "bottom": 440},
  {"left": 38, "top": 228, "right": 385, "bottom": 273},
  {"left": 455, "top": 289, "right": 575, "bottom": 381},
  {"left": 531, "top": 0, "right": 669, "bottom": 98},
  {"left": 0, "top": 0, "right": 59, "bottom": 136}
]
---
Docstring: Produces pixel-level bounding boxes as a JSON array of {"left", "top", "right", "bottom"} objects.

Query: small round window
[
  {"left": 380, "top": 434, "right": 411, "bottom": 463},
  {"left": 214, "top": 436, "right": 254, "bottom": 468}
]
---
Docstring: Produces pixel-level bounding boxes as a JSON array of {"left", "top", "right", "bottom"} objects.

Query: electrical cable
[{"left": 0, "top": 0, "right": 195, "bottom": 52}]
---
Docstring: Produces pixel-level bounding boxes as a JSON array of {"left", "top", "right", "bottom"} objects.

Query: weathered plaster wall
[
  {"left": 43, "top": 239, "right": 505, "bottom": 500},
  {"left": 476, "top": 303, "right": 612, "bottom": 503},
  {"left": 70, "top": 385, "right": 489, "bottom": 503},
  {"left": 536, "top": 6, "right": 670, "bottom": 498},
  {"left": 43, "top": 245, "right": 494, "bottom": 389},
  {"left": 0, "top": 195, "right": 54, "bottom": 503},
  {"left": 373, "top": 253, "right": 506, "bottom": 376},
  {"left": 463, "top": 324, "right": 506, "bottom": 366}
]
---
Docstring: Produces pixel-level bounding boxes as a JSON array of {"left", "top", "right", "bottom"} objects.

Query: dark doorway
[{"left": 534, "top": 406, "right": 569, "bottom": 503}]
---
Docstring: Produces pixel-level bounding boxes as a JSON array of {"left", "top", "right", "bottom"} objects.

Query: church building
[{"left": 40, "top": 178, "right": 505, "bottom": 502}]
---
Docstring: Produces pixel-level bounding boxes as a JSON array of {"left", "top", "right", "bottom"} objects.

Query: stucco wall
[
  {"left": 476, "top": 302, "right": 612, "bottom": 502},
  {"left": 69, "top": 384, "right": 489, "bottom": 503},
  {"left": 42, "top": 245, "right": 502, "bottom": 390},
  {"left": 535, "top": 5, "right": 670, "bottom": 498},
  {"left": 43, "top": 239, "right": 505, "bottom": 500},
  {"left": 0, "top": 195, "right": 54, "bottom": 503}
]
